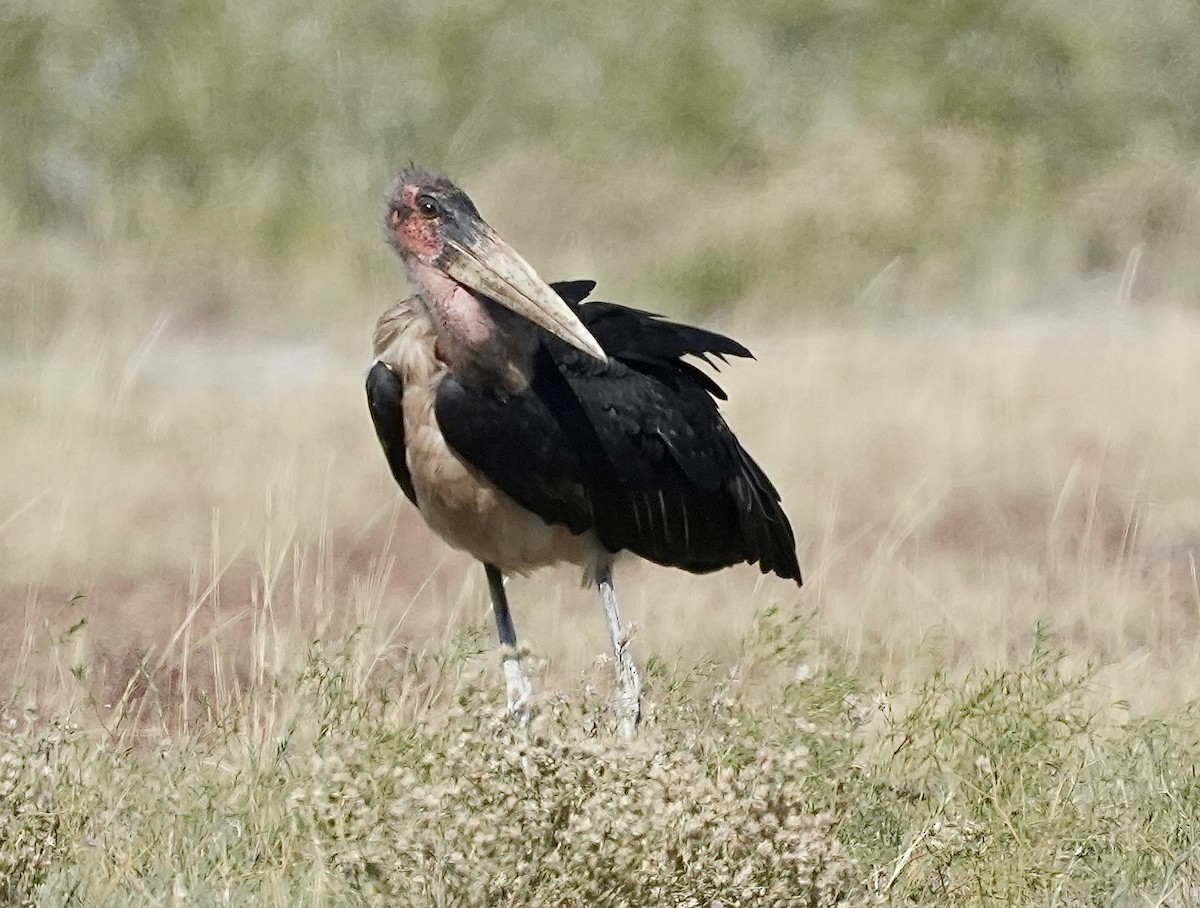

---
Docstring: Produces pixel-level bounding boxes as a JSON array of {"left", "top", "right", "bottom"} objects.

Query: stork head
[{"left": 384, "top": 168, "right": 606, "bottom": 362}]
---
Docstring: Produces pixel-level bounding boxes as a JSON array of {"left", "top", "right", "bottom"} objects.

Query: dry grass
[
  {"left": 754, "top": 301, "right": 1200, "bottom": 708},
  {"left": 4, "top": 291, "right": 1199, "bottom": 713},
  {"left": 4, "top": 284, "right": 1200, "bottom": 904},
  {"left": 7, "top": 4, "right": 1200, "bottom": 899}
]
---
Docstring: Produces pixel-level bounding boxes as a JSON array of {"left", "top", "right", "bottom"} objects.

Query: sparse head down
[{"left": 382, "top": 167, "right": 482, "bottom": 265}]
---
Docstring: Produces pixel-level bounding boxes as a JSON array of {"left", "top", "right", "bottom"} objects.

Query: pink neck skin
[
  {"left": 408, "top": 260, "right": 494, "bottom": 357},
  {"left": 405, "top": 259, "right": 535, "bottom": 393}
]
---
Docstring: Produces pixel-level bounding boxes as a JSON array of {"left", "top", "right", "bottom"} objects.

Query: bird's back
[{"left": 436, "top": 283, "right": 802, "bottom": 584}]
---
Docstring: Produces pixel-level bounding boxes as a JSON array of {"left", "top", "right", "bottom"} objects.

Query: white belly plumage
[
  {"left": 374, "top": 298, "right": 595, "bottom": 576},
  {"left": 402, "top": 380, "right": 593, "bottom": 574}
]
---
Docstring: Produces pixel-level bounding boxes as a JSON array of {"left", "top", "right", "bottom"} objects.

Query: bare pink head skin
[
  {"left": 385, "top": 175, "right": 459, "bottom": 264},
  {"left": 383, "top": 168, "right": 605, "bottom": 383}
]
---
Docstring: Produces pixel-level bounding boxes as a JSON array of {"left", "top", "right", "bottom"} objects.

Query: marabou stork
[{"left": 367, "top": 168, "right": 801, "bottom": 737}]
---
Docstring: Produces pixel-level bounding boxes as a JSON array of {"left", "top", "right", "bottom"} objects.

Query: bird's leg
[
  {"left": 596, "top": 563, "right": 642, "bottom": 739},
  {"left": 484, "top": 563, "right": 533, "bottom": 724}
]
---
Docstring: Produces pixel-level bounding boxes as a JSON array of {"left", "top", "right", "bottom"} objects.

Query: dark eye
[{"left": 416, "top": 194, "right": 439, "bottom": 217}]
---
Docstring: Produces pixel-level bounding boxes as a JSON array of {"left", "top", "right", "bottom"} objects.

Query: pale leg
[
  {"left": 484, "top": 563, "right": 533, "bottom": 723},
  {"left": 597, "top": 563, "right": 642, "bottom": 739}
]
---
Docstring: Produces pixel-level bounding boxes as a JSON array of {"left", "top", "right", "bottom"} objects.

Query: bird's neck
[{"left": 408, "top": 261, "right": 535, "bottom": 394}]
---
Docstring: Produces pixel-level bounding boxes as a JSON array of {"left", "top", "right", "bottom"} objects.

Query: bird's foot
[
  {"left": 612, "top": 645, "right": 642, "bottom": 740},
  {"left": 500, "top": 648, "right": 534, "bottom": 727},
  {"left": 597, "top": 572, "right": 642, "bottom": 738}
]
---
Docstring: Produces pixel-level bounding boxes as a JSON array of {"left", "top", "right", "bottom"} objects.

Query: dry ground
[{"left": 3, "top": 295, "right": 1198, "bottom": 718}]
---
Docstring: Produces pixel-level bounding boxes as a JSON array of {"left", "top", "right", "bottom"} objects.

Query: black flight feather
[
  {"left": 365, "top": 361, "right": 418, "bottom": 507},
  {"left": 428, "top": 280, "right": 802, "bottom": 585}
]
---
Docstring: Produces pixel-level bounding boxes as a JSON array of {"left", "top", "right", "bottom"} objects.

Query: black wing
[
  {"left": 436, "top": 282, "right": 802, "bottom": 585},
  {"left": 362, "top": 283, "right": 597, "bottom": 517},
  {"left": 434, "top": 375, "right": 594, "bottom": 535},
  {"left": 366, "top": 361, "right": 417, "bottom": 506}
]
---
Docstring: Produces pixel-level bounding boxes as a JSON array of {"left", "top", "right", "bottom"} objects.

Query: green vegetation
[
  {"left": 5, "top": 3, "right": 1200, "bottom": 903},
  {"left": 6, "top": 293, "right": 1200, "bottom": 904},
  {"left": 4, "top": 0, "right": 1200, "bottom": 347},
  {"left": 3, "top": 614, "right": 1198, "bottom": 905}
]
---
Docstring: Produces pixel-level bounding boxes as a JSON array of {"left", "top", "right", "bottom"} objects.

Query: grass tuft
[{"left": 3, "top": 614, "right": 1200, "bottom": 905}]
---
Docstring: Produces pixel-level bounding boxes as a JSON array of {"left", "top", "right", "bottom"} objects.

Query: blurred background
[
  {"left": 4, "top": 0, "right": 1200, "bottom": 712},
  {"left": 8, "top": 9, "right": 1200, "bottom": 899},
  {"left": 4, "top": 0, "right": 1200, "bottom": 347}
]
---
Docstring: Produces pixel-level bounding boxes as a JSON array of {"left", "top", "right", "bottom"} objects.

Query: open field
[
  {"left": 4, "top": 292, "right": 1200, "bottom": 904},
  {"left": 6, "top": 296, "right": 1200, "bottom": 711},
  {"left": 6, "top": 1, "right": 1200, "bottom": 902}
]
